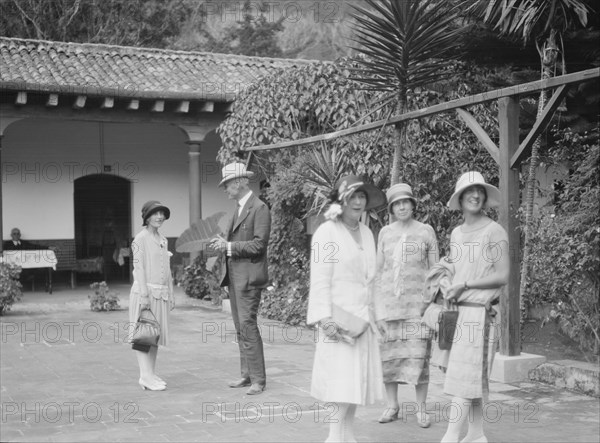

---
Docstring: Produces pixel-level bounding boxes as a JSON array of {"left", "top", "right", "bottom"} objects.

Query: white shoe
[{"left": 139, "top": 378, "right": 166, "bottom": 391}]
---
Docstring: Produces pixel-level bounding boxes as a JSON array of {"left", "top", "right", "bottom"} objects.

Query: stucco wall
[{"left": 1, "top": 118, "right": 230, "bottom": 241}]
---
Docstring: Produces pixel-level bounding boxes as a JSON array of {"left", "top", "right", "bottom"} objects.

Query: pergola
[{"left": 241, "top": 67, "right": 600, "bottom": 371}]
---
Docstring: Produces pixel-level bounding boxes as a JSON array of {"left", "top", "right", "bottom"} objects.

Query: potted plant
[{"left": 88, "top": 281, "right": 120, "bottom": 311}]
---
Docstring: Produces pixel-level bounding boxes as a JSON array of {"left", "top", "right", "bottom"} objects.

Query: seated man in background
[
  {"left": 2, "top": 227, "right": 55, "bottom": 291},
  {"left": 3, "top": 228, "right": 50, "bottom": 250}
]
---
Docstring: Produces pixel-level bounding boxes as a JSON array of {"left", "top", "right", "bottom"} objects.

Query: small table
[{"left": 2, "top": 250, "right": 57, "bottom": 293}]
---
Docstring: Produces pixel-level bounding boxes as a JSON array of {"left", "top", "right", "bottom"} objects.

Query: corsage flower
[{"left": 324, "top": 203, "right": 343, "bottom": 221}]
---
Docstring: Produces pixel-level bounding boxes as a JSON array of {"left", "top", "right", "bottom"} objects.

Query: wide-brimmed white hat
[
  {"left": 218, "top": 162, "right": 255, "bottom": 186},
  {"left": 447, "top": 171, "right": 500, "bottom": 210}
]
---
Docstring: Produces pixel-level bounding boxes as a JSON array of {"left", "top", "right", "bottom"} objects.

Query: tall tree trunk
[
  {"left": 391, "top": 94, "right": 408, "bottom": 185},
  {"left": 519, "top": 30, "right": 558, "bottom": 327}
]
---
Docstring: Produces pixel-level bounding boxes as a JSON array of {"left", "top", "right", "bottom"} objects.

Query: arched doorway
[{"left": 74, "top": 174, "right": 131, "bottom": 283}]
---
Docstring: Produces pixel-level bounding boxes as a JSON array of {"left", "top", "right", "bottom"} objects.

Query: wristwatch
[{"left": 464, "top": 281, "right": 470, "bottom": 290}]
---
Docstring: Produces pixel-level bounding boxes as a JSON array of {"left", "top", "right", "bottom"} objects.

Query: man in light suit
[{"left": 210, "top": 162, "right": 271, "bottom": 395}]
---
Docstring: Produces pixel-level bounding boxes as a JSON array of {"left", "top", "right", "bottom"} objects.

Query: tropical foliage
[
  {"left": 527, "top": 127, "right": 599, "bottom": 354},
  {"left": 217, "top": 59, "right": 503, "bottom": 324},
  {"left": 0, "top": 263, "right": 22, "bottom": 315},
  {"left": 470, "top": 0, "right": 592, "bottom": 328},
  {"left": 179, "top": 254, "right": 221, "bottom": 301},
  {"left": 349, "top": 0, "right": 470, "bottom": 185},
  {"left": 0, "top": 0, "right": 192, "bottom": 47}
]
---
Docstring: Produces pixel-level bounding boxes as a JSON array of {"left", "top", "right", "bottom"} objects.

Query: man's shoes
[
  {"left": 228, "top": 378, "right": 251, "bottom": 388},
  {"left": 246, "top": 383, "right": 265, "bottom": 395}
]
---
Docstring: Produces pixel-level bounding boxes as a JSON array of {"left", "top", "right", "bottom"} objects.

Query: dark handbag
[
  {"left": 438, "top": 307, "right": 459, "bottom": 351},
  {"left": 132, "top": 309, "right": 161, "bottom": 346}
]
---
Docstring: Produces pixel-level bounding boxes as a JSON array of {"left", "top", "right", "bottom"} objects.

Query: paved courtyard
[{"left": 1, "top": 284, "right": 598, "bottom": 442}]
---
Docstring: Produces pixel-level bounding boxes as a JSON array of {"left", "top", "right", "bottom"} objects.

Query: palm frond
[
  {"left": 296, "top": 143, "right": 351, "bottom": 215},
  {"left": 480, "top": 0, "right": 590, "bottom": 42},
  {"left": 350, "top": 0, "right": 470, "bottom": 93}
]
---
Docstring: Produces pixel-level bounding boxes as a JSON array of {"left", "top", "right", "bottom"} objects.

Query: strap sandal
[{"left": 378, "top": 407, "right": 399, "bottom": 424}]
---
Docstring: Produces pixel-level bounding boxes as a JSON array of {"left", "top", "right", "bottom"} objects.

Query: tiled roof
[{"left": 0, "top": 37, "right": 316, "bottom": 102}]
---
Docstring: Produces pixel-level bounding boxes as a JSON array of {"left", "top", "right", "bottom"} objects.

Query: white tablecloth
[{"left": 2, "top": 250, "right": 57, "bottom": 270}]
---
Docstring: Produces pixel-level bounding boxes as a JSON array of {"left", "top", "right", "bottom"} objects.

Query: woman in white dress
[
  {"left": 441, "top": 172, "right": 510, "bottom": 443},
  {"left": 307, "top": 174, "right": 386, "bottom": 442}
]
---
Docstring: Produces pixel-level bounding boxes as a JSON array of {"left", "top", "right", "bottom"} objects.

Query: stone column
[{"left": 187, "top": 140, "right": 202, "bottom": 261}]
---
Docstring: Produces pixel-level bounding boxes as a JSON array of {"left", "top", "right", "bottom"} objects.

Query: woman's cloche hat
[
  {"left": 333, "top": 174, "right": 386, "bottom": 211},
  {"left": 142, "top": 200, "right": 170, "bottom": 225},
  {"left": 219, "top": 162, "right": 255, "bottom": 187},
  {"left": 386, "top": 183, "right": 417, "bottom": 213},
  {"left": 447, "top": 171, "right": 501, "bottom": 210}
]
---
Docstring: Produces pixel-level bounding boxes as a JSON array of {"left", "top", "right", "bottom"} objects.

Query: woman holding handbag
[
  {"left": 127, "top": 200, "right": 175, "bottom": 391},
  {"left": 373, "top": 183, "right": 439, "bottom": 428},
  {"left": 307, "top": 174, "right": 386, "bottom": 442},
  {"left": 440, "top": 172, "right": 510, "bottom": 443}
]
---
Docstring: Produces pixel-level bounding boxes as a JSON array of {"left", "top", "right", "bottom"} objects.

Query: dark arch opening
[{"left": 74, "top": 174, "right": 131, "bottom": 283}]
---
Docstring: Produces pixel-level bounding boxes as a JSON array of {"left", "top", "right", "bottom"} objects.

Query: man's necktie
[{"left": 233, "top": 204, "right": 240, "bottom": 225}]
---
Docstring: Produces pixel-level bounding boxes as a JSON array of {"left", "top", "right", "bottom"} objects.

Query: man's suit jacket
[{"left": 220, "top": 193, "right": 271, "bottom": 290}]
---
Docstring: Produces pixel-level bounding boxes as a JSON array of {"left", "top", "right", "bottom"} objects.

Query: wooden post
[
  {"left": 498, "top": 97, "right": 521, "bottom": 356},
  {"left": 0, "top": 135, "right": 3, "bottom": 251}
]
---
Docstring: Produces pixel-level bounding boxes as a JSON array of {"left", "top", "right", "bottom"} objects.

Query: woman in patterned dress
[
  {"left": 373, "top": 183, "right": 439, "bottom": 428},
  {"left": 307, "top": 175, "right": 386, "bottom": 442},
  {"left": 441, "top": 172, "right": 510, "bottom": 443}
]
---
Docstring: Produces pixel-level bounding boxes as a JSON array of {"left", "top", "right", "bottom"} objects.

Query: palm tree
[
  {"left": 349, "top": 0, "right": 469, "bottom": 185},
  {"left": 473, "top": 0, "right": 591, "bottom": 321}
]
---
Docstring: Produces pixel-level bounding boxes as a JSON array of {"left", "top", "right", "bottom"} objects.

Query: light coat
[{"left": 307, "top": 220, "right": 383, "bottom": 405}]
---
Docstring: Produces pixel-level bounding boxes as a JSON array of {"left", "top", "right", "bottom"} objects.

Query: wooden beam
[
  {"left": 1, "top": 102, "right": 225, "bottom": 127},
  {"left": 456, "top": 108, "right": 499, "bottom": 164},
  {"left": 15, "top": 92, "right": 27, "bottom": 105},
  {"left": 510, "top": 84, "right": 570, "bottom": 168},
  {"left": 46, "top": 94, "right": 59, "bottom": 107},
  {"left": 243, "top": 68, "right": 599, "bottom": 152},
  {"left": 176, "top": 101, "right": 190, "bottom": 113},
  {"left": 126, "top": 99, "right": 139, "bottom": 111},
  {"left": 498, "top": 97, "right": 521, "bottom": 357},
  {"left": 151, "top": 100, "right": 165, "bottom": 112},
  {"left": 73, "top": 95, "right": 86, "bottom": 109},
  {"left": 200, "top": 101, "right": 215, "bottom": 112},
  {"left": 101, "top": 97, "right": 114, "bottom": 109}
]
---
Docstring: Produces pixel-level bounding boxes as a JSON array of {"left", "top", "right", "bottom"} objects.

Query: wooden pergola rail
[{"left": 240, "top": 67, "right": 600, "bottom": 357}]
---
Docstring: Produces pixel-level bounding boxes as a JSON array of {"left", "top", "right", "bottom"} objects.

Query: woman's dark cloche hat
[
  {"left": 142, "top": 200, "right": 170, "bottom": 225},
  {"left": 334, "top": 175, "right": 386, "bottom": 211}
]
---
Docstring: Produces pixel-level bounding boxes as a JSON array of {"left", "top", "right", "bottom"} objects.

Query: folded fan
[{"left": 175, "top": 212, "right": 227, "bottom": 253}]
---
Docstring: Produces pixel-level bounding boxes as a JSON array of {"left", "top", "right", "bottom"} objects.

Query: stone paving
[{"left": 1, "top": 284, "right": 599, "bottom": 442}]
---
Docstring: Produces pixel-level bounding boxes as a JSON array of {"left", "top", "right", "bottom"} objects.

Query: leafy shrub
[
  {"left": 89, "top": 281, "right": 120, "bottom": 312},
  {"left": 180, "top": 255, "right": 220, "bottom": 301},
  {"left": 0, "top": 262, "right": 22, "bottom": 315},
  {"left": 527, "top": 128, "right": 599, "bottom": 354},
  {"left": 260, "top": 280, "right": 309, "bottom": 326}
]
